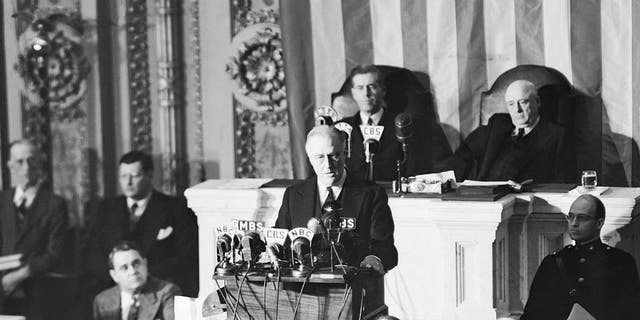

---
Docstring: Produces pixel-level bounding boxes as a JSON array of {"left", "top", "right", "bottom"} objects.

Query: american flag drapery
[{"left": 281, "top": 0, "right": 640, "bottom": 186}]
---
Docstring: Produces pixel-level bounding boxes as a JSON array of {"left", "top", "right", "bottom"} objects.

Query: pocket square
[{"left": 156, "top": 226, "right": 173, "bottom": 240}]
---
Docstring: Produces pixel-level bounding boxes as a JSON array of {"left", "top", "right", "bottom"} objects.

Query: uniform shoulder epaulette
[{"left": 553, "top": 244, "right": 573, "bottom": 255}]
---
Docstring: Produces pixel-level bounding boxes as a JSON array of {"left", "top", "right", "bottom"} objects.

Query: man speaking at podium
[{"left": 275, "top": 125, "right": 398, "bottom": 273}]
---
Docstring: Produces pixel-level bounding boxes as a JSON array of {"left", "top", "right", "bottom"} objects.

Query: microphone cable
[
  {"left": 275, "top": 267, "right": 281, "bottom": 320},
  {"left": 262, "top": 275, "right": 268, "bottom": 320},
  {"left": 231, "top": 271, "right": 252, "bottom": 320},
  {"left": 214, "top": 278, "right": 232, "bottom": 316},
  {"left": 358, "top": 287, "right": 366, "bottom": 320},
  {"left": 291, "top": 266, "right": 317, "bottom": 320},
  {"left": 336, "top": 283, "right": 351, "bottom": 320}
]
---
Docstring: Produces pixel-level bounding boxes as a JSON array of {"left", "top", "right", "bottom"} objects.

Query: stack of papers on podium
[{"left": 0, "top": 254, "right": 22, "bottom": 271}]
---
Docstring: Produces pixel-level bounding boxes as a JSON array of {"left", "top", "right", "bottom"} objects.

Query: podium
[{"left": 213, "top": 269, "right": 386, "bottom": 320}]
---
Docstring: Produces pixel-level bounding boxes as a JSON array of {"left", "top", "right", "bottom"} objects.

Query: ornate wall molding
[
  {"left": 227, "top": 0, "right": 292, "bottom": 178},
  {"left": 155, "top": 0, "right": 186, "bottom": 194},
  {"left": 126, "top": 0, "right": 152, "bottom": 152}
]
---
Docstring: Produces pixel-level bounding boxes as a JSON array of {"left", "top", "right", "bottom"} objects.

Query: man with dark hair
[
  {"left": 337, "top": 65, "right": 435, "bottom": 181},
  {"left": 521, "top": 194, "right": 640, "bottom": 320},
  {"left": 93, "top": 241, "right": 180, "bottom": 320},
  {"left": 0, "top": 139, "right": 69, "bottom": 319},
  {"left": 84, "top": 150, "right": 198, "bottom": 308},
  {"left": 275, "top": 125, "right": 398, "bottom": 273},
  {"left": 440, "top": 80, "right": 571, "bottom": 182}
]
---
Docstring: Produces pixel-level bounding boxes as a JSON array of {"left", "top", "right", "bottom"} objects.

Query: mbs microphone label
[{"left": 232, "top": 219, "right": 265, "bottom": 232}]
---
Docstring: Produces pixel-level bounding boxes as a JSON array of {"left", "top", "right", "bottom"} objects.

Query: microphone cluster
[{"left": 214, "top": 213, "right": 358, "bottom": 278}]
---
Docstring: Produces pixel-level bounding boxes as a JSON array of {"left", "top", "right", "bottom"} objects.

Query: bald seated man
[
  {"left": 438, "top": 80, "right": 572, "bottom": 182},
  {"left": 522, "top": 195, "right": 640, "bottom": 320},
  {"left": 275, "top": 125, "right": 398, "bottom": 273}
]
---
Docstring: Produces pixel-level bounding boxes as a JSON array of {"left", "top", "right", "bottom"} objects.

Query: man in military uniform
[{"left": 521, "top": 194, "right": 640, "bottom": 320}]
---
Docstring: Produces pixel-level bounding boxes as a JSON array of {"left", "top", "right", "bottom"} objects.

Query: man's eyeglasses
[{"left": 565, "top": 213, "right": 597, "bottom": 223}]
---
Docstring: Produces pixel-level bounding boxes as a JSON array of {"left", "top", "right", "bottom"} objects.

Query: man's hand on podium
[{"left": 360, "top": 255, "right": 384, "bottom": 275}]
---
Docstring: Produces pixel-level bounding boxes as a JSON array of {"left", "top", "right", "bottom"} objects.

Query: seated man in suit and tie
[
  {"left": 0, "top": 140, "right": 69, "bottom": 319},
  {"left": 337, "top": 65, "right": 440, "bottom": 181},
  {"left": 275, "top": 125, "right": 398, "bottom": 273},
  {"left": 439, "top": 80, "right": 572, "bottom": 183},
  {"left": 93, "top": 241, "right": 181, "bottom": 320},
  {"left": 84, "top": 151, "right": 198, "bottom": 310}
]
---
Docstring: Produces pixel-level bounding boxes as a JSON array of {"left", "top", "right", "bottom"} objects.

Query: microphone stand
[{"left": 394, "top": 144, "right": 408, "bottom": 195}]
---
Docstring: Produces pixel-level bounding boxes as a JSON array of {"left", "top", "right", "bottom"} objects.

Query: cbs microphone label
[
  {"left": 360, "top": 125, "right": 384, "bottom": 141},
  {"left": 263, "top": 227, "right": 288, "bottom": 245},
  {"left": 232, "top": 219, "right": 265, "bottom": 232}
]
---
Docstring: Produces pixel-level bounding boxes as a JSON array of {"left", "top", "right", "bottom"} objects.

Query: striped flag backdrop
[{"left": 281, "top": 0, "right": 640, "bottom": 187}]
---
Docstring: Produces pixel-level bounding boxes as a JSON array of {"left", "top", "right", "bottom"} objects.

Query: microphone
[
  {"left": 321, "top": 201, "right": 343, "bottom": 243},
  {"left": 216, "top": 233, "right": 232, "bottom": 258},
  {"left": 266, "top": 242, "right": 287, "bottom": 269},
  {"left": 240, "top": 232, "right": 265, "bottom": 269},
  {"left": 307, "top": 217, "right": 323, "bottom": 235},
  {"left": 314, "top": 105, "right": 338, "bottom": 126},
  {"left": 287, "top": 227, "right": 315, "bottom": 277},
  {"left": 394, "top": 112, "right": 414, "bottom": 157},
  {"left": 215, "top": 232, "right": 238, "bottom": 275},
  {"left": 364, "top": 139, "right": 379, "bottom": 164}
]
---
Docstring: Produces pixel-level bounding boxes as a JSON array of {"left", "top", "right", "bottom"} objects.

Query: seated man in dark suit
[
  {"left": 275, "top": 125, "right": 397, "bottom": 273},
  {"left": 93, "top": 241, "right": 181, "bottom": 320},
  {"left": 0, "top": 140, "right": 69, "bottom": 319},
  {"left": 84, "top": 151, "right": 198, "bottom": 307},
  {"left": 521, "top": 195, "right": 640, "bottom": 320},
  {"left": 441, "top": 80, "right": 571, "bottom": 182},
  {"left": 338, "top": 65, "right": 439, "bottom": 181}
]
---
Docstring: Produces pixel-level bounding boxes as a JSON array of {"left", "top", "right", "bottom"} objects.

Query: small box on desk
[{"left": 213, "top": 268, "right": 386, "bottom": 320}]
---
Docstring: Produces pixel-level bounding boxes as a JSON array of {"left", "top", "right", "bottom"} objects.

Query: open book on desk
[{"left": 0, "top": 253, "right": 22, "bottom": 271}]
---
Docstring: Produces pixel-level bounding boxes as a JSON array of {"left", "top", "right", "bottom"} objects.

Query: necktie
[
  {"left": 367, "top": 117, "right": 374, "bottom": 125},
  {"left": 129, "top": 203, "right": 139, "bottom": 232},
  {"left": 322, "top": 187, "right": 336, "bottom": 213},
  {"left": 325, "top": 187, "right": 335, "bottom": 204},
  {"left": 513, "top": 128, "right": 525, "bottom": 142},
  {"left": 15, "top": 198, "right": 26, "bottom": 229},
  {"left": 127, "top": 294, "right": 139, "bottom": 320}
]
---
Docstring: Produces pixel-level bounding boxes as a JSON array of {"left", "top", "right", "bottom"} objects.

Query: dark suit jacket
[
  {"left": 340, "top": 110, "right": 438, "bottom": 181},
  {"left": 275, "top": 175, "right": 398, "bottom": 271},
  {"left": 84, "top": 190, "right": 198, "bottom": 298},
  {"left": 0, "top": 187, "right": 68, "bottom": 318},
  {"left": 521, "top": 241, "right": 640, "bottom": 320},
  {"left": 442, "top": 113, "right": 572, "bottom": 182},
  {"left": 92, "top": 277, "right": 181, "bottom": 320}
]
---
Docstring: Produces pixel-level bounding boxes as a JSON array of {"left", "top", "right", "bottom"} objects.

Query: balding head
[
  {"left": 504, "top": 80, "right": 540, "bottom": 128},
  {"left": 305, "top": 125, "right": 347, "bottom": 186},
  {"left": 567, "top": 194, "right": 605, "bottom": 244}
]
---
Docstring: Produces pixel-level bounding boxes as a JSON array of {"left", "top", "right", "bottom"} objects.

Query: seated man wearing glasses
[{"left": 521, "top": 195, "right": 640, "bottom": 320}]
